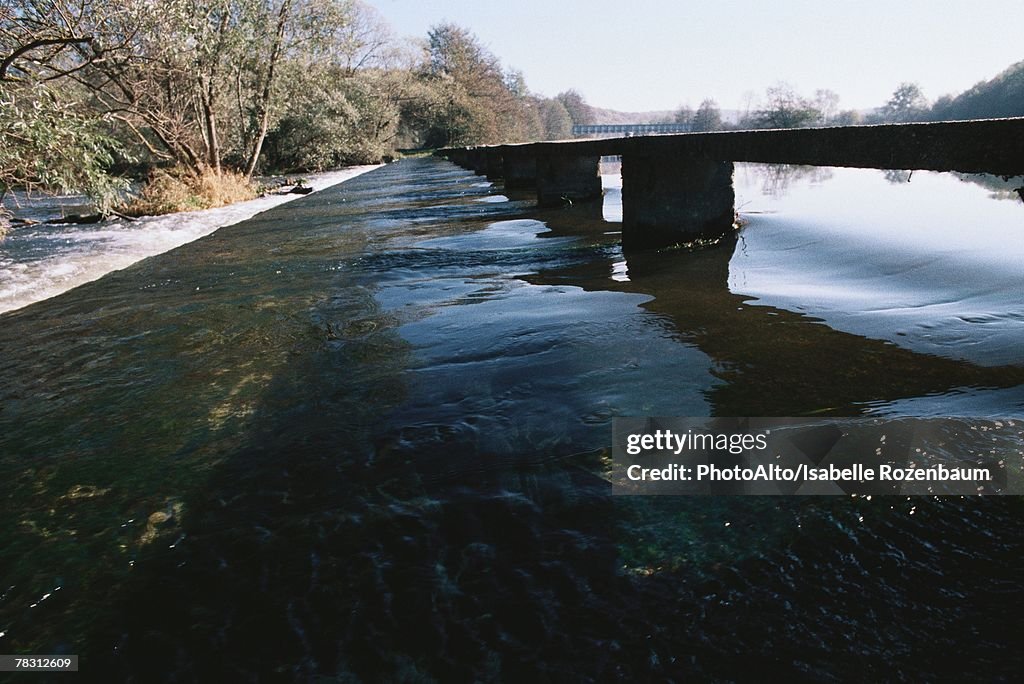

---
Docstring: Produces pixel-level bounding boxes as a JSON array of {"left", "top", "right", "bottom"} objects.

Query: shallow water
[
  {"left": 0, "top": 166, "right": 378, "bottom": 314},
  {"left": 1, "top": 158, "right": 1023, "bottom": 680}
]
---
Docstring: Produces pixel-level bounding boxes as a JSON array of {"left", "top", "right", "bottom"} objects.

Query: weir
[{"left": 437, "top": 117, "right": 1024, "bottom": 249}]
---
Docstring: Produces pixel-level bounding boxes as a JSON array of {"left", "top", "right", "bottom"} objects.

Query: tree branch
[{"left": 0, "top": 36, "right": 95, "bottom": 81}]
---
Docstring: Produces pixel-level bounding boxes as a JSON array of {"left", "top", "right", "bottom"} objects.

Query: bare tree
[{"left": 753, "top": 83, "right": 819, "bottom": 129}]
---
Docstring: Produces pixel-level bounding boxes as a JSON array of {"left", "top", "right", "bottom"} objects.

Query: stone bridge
[{"left": 436, "top": 118, "right": 1024, "bottom": 249}]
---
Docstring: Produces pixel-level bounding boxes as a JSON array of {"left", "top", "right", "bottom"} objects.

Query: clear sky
[{"left": 371, "top": 0, "right": 1022, "bottom": 114}]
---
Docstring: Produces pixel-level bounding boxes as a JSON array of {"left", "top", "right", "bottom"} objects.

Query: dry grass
[{"left": 121, "top": 167, "right": 257, "bottom": 217}]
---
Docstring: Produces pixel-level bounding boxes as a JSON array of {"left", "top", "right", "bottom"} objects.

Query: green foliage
[
  {"left": 504, "top": 69, "right": 528, "bottom": 97},
  {"left": 3, "top": 3, "right": 601, "bottom": 207},
  {"left": 426, "top": 23, "right": 500, "bottom": 82},
  {"left": 412, "top": 22, "right": 555, "bottom": 148},
  {"left": 261, "top": 67, "right": 398, "bottom": 171},
  {"left": 539, "top": 98, "right": 572, "bottom": 140},
  {"left": 422, "top": 76, "right": 498, "bottom": 148},
  {"left": 417, "top": 23, "right": 497, "bottom": 146},
  {"left": 0, "top": 82, "right": 128, "bottom": 212}
]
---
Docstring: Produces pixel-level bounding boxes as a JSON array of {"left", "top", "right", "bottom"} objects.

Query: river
[
  {"left": 0, "top": 157, "right": 1022, "bottom": 680},
  {"left": 0, "top": 166, "right": 378, "bottom": 314}
]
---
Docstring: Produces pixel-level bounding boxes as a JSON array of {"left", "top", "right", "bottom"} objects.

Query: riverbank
[{"left": 0, "top": 164, "right": 380, "bottom": 314}]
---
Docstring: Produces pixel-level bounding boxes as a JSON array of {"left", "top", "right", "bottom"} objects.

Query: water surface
[
  {"left": 1, "top": 158, "right": 1022, "bottom": 680},
  {"left": 0, "top": 166, "right": 377, "bottom": 313}
]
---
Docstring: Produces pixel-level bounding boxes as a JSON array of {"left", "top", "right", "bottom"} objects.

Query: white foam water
[{"left": 0, "top": 165, "right": 379, "bottom": 314}]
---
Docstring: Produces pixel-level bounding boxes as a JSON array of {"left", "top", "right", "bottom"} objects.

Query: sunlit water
[
  {"left": 730, "top": 166, "right": 1024, "bottom": 367},
  {"left": 1, "top": 158, "right": 1023, "bottom": 680}
]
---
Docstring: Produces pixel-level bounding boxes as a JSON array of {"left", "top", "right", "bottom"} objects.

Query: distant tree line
[
  {"left": 664, "top": 59, "right": 1024, "bottom": 134},
  {"left": 666, "top": 84, "right": 858, "bottom": 132},
  {"left": 861, "top": 61, "right": 1024, "bottom": 124},
  {"left": 928, "top": 60, "right": 1024, "bottom": 121},
  {"left": 669, "top": 99, "right": 723, "bottom": 132}
]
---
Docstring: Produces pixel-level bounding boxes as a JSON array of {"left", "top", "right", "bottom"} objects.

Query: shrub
[
  {"left": 121, "top": 167, "right": 256, "bottom": 217},
  {"left": 260, "top": 68, "right": 397, "bottom": 173}
]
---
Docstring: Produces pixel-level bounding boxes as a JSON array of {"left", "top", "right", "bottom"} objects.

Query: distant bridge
[
  {"left": 572, "top": 123, "right": 692, "bottom": 137},
  {"left": 439, "top": 118, "right": 1024, "bottom": 250}
]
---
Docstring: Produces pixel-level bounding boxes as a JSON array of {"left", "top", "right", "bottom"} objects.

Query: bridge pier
[
  {"left": 448, "top": 147, "right": 471, "bottom": 166},
  {"left": 621, "top": 154, "right": 735, "bottom": 250},
  {"left": 465, "top": 147, "right": 487, "bottom": 174},
  {"left": 484, "top": 148, "right": 504, "bottom": 180},
  {"left": 502, "top": 148, "right": 537, "bottom": 189},
  {"left": 536, "top": 152, "right": 603, "bottom": 207}
]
